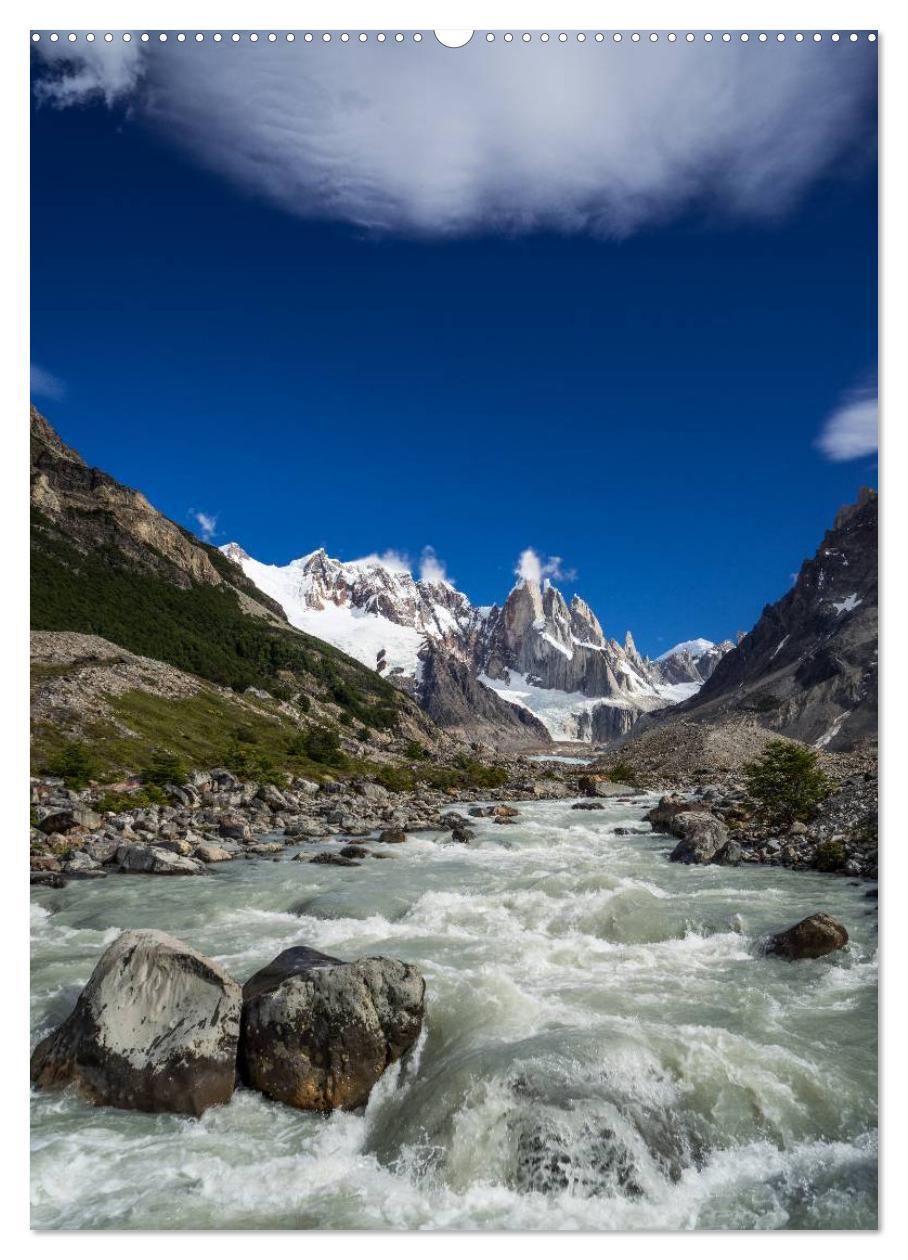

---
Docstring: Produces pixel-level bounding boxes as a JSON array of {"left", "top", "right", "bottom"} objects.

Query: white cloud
[
  {"left": 348, "top": 550, "right": 412, "bottom": 574},
  {"left": 418, "top": 546, "right": 451, "bottom": 585},
  {"left": 30, "top": 362, "right": 65, "bottom": 399},
  {"left": 816, "top": 386, "right": 878, "bottom": 461},
  {"left": 32, "top": 36, "right": 143, "bottom": 107},
  {"left": 191, "top": 510, "right": 218, "bottom": 541},
  {"left": 516, "top": 548, "right": 576, "bottom": 585},
  {"left": 33, "top": 38, "right": 874, "bottom": 238}
]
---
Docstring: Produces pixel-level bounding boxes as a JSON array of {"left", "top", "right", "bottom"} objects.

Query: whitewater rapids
[{"left": 30, "top": 794, "right": 877, "bottom": 1230}]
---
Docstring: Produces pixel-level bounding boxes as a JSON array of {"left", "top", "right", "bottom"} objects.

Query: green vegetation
[
  {"left": 31, "top": 508, "right": 402, "bottom": 732},
  {"left": 815, "top": 838, "right": 847, "bottom": 872},
  {"left": 44, "top": 739, "right": 99, "bottom": 790},
  {"left": 743, "top": 739, "right": 834, "bottom": 827},
  {"left": 94, "top": 786, "right": 168, "bottom": 813},
  {"left": 31, "top": 687, "right": 340, "bottom": 786},
  {"left": 605, "top": 759, "right": 639, "bottom": 786}
]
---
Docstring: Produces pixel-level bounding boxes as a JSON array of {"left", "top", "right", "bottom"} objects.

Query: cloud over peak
[
  {"left": 33, "top": 37, "right": 875, "bottom": 238},
  {"left": 516, "top": 548, "right": 576, "bottom": 585}
]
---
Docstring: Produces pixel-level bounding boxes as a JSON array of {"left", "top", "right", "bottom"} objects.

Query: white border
[{"left": 2, "top": 3, "right": 901, "bottom": 1254}]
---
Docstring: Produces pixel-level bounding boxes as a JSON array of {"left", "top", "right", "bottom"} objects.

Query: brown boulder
[{"left": 765, "top": 913, "right": 849, "bottom": 960}]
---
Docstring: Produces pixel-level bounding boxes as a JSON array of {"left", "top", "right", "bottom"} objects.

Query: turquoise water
[{"left": 30, "top": 794, "right": 878, "bottom": 1230}]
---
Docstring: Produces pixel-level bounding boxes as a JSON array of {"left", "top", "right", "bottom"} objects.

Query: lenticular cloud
[{"left": 33, "top": 36, "right": 875, "bottom": 237}]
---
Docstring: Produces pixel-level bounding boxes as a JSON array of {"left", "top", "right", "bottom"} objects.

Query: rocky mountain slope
[
  {"left": 622, "top": 489, "right": 878, "bottom": 756},
  {"left": 223, "top": 541, "right": 727, "bottom": 743},
  {"left": 30, "top": 407, "right": 451, "bottom": 774}
]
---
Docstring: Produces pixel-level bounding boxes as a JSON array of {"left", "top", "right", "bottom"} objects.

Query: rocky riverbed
[{"left": 29, "top": 751, "right": 878, "bottom": 888}]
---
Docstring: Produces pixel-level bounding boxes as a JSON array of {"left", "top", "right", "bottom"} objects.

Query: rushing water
[{"left": 30, "top": 795, "right": 878, "bottom": 1230}]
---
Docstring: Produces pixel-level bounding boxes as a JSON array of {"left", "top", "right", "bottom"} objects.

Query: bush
[
  {"left": 607, "top": 759, "right": 638, "bottom": 786},
  {"left": 295, "top": 726, "right": 344, "bottom": 766},
  {"left": 743, "top": 740, "right": 833, "bottom": 827},
  {"left": 143, "top": 749, "right": 190, "bottom": 787},
  {"left": 95, "top": 786, "right": 168, "bottom": 813},
  {"left": 815, "top": 838, "right": 847, "bottom": 872},
  {"left": 44, "top": 740, "right": 98, "bottom": 790},
  {"left": 404, "top": 739, "right": 430, "bottom": 762}
]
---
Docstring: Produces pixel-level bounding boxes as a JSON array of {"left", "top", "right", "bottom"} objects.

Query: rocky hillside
[
  {"left": 30, "top": 407, "right": 451, "bottom": 774},
  {"left": 616, "top": 489, "right": 878, "bottom": 763},
  {"left": 675, "top": 489, "right": 878, "bottom": 751}
]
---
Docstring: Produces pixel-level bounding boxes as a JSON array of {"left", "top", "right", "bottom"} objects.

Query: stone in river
[
  {"left": 764, "top": 913, "right": 849, "bottom": 960},
  {"left": 30, "top": 929, "right": 242, "bottom": 1116},
  {"left": 239, "top": 946, "right": 425, "bottom": 1111}
]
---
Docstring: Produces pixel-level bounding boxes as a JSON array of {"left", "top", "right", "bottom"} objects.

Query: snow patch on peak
[{"left": 656, "top": 637, "right": 716, "bottom": 662}]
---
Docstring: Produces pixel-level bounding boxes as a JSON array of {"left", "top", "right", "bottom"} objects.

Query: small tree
[
  {"left": 743, "top": 739, "right": 833, "bottom": 827},
  {"left": 46, "top": 740, "right": 98, "bottom": 790},
  {"left": 143, "top": 749, "right": 189, "bottom": 787}
]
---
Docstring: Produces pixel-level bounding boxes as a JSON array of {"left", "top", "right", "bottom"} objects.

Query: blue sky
[{"left": 30, "top": 35, "right": 877, "bottom": 655}]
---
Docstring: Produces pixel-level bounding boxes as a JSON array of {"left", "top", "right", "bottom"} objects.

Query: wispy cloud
[
  {"left": 516, "top": 548, "right": 576, "bottom": 585},
  {"left": 191, "top": 510, "right": 218, "bottom": 541},
  {"left": 816, "top": 384, "right": 878, "bottom": 462},
  {"left": 418, "top": 546, "right": 451, "bottom": 585},
  {"left": 32, "top": 38, "right": 875, "bottom": 238},
  {"left": 348, "top": 550, "right": 412, "bottom": 574},
  {"left": 30, "top": 362, "right": 65, "bottom": 400}
]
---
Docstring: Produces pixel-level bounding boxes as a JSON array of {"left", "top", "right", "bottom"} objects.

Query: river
[{"left": 30, "top": 793, "right": 878, "bottom": 1230}]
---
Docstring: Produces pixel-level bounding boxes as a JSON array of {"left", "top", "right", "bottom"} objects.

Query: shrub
[
  {"left": 607, "top": 759, "right": 639, "bottom": 786},
  {"left": 743, "top": 740, "right": 833, "bottom": 827},
  {"left": 44, "top": 740, "right": 98, "bottom": 790},
  {"left": 815, "top": 838, "right": 847, "bottom": 872},
  {"left": 143, "top": 749, "right": 190, "bottom": 787},
  {"left": 404, "top": 739, "right": 430, "bottom": 762},
  {"left": 95, "top": 786, "right": 168, "bottom": 813},
  {"left": 297, "top": 726, "right": 344, "bottom": 766}
]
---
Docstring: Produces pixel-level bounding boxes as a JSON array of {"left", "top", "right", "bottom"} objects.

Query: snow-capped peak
[{"left": 656, "top": 637, "right": 716, "bottom": 662}]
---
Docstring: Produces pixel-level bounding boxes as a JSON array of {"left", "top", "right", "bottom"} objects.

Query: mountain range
[
  {"left": 30, "top": 404, "right": 877, "bottom": 767},
  {"left": 220, "top": 541, "right": 733, "bottom": 744}
]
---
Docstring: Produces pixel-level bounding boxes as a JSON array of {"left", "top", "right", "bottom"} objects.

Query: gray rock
[
  {"left": 193, "top": 842, "right": 233, "bottom": 863},
  {"left": 117, "top": 844, "right": 206, "bottom": 875},
  {"left": 239, "top": 946, "right": 425, "bottom": 1111},
  {"left": 38, "top": 807, "right": 102, "bottom": 835},
  {"left": 710, "top": 838, "right": 744, "bottom": 866},
  {"left": 310, "top": 853, "right": 361, "bottom": 867},
  {"left": 668, "top": 812, "right": 729, "bottom": 864},
  {"left": 30, "top": 929, "right": 242, "bottom": 1115},
  {"left": 61, "top": 851, "right": 107, "bottom": 880}
]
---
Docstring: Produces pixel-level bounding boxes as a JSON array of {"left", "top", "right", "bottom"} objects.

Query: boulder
[
  {"left": 193, "top": 842, "right": 233, "bottom": 863},
  {"left": 339, "top": 845, "right": 369, "bottom": 859},
  {"left": 377, "top": 829, "right": 407, "bottom": 844},
  {"left": 155, "top": 836, "right": 194, "bottom": 857},
  {"left": 493, "top": 805, "right": 520, "bottom": 818},
  {"left": 667, "top": 812, "right": 729, "bottom": 864},
  {"left": 38, "top": 807, "right": 102, "bottom": 835},
  {"left": 31, "top": 871, "right": 66, "bottom": 888},
  {"left": 310, "top": 853, "right": 360, "bottom": 867},
  {"left": 30, "top": 930, "right": 242, "bottom": 1115},
  {"left": 61, "top": 851, "right": 107, "bottom": 880},
  {"left": 765, "top": 913, "right": 849, "bottom": 960},
  {"left": 645, "top": 794, "right": 711, "bottom": 834},
  {"left": 257, "top": 783, "right": 290, "bottom": 811},
  {"left": 218, "top": 815, "right": 252, "bottom": 842},
  {"left": 572, "top": 802, "right": 604, "bottom": 811},
  {"left": 450, "top": 827, "right": 473, "bottom": 843},
  {"left": 710, "top": 838, "right": 744, "bottom": 866},
  {"left": 117, "top": 844, "right": 206, "bottom": 875},
  {"left": 30, "top": 855, "right": 62, "bottom": 872},
  {"left": 239, "top": 946, "right": 425, "bottom": 1111}
]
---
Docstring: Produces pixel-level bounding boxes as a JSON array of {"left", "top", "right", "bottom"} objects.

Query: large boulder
[
  {"left": 30, "top": 930, "right": 242, "bottom": 1115},
  {"left": 38, "top": 807, "right": 102, "bottom": 835},
  {"left": 239, "top": 946, "right": 425, "bottom": 1112},
  {"left": 645, "top": 794, "right": 711, "bottom": 834},
  {"left": 117, "top": 843, "right": 206, "bottom": 875},
  {"left": 667, "top": 812, "right": 729, "bottom": 864},
  {"left": 765, "top": 913, "right": 849, "bottom": 960}
]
